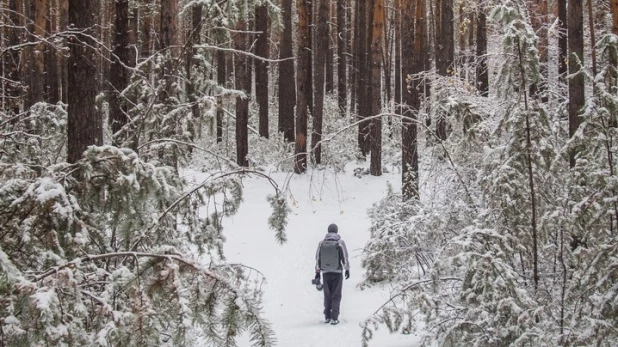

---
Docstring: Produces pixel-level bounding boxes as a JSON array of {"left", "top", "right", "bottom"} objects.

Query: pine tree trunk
[
  {"left": 217, "top": 48, "right": 226, "bottom": 143},
  {"left": 325, "top": 1, "right": 334, "bottom": 94},
  {"left": 312, "top": 0, "right": 329, "bottom": 164},
  {"left": 45, "top": 0, "right": 60, "bottom": 103},
  {"left": 24, "top": 0, "right": 45, "bottom": 108},
  {"left": 279, "top": 0, "right": 296, "bottom": 142},
  {"left": 369, "top": 0, "right": 384, "bottom": 176},
  {"left": 337, "top": 0, "right": 347, "bottom": 115},
  {"left": 357, "top": 0, "right": 369, "bottom": 155},
  {"left": 234, "top": 19, "right": 249, "bottom": 168},
  {"left": 394, "top": 0, "right": 401, "bottom": 118},
  {"left": 402, "top": 0, "right": 421, "bottom": 199},
  {"left": 110, "top": 0, "right": 134, "bottom": 146},
  {"left": 67, "top": 0, "right": 101, "bottom": 163},
  {"left": 558, "top": 0, "right": 567, "bottom": 78},
  {"left": 295, "top": 0, "right": 310, "bottom": 173},
  {"left": 568, "top": 0, "right": 584, "bottom": 168},
  {"left": 613, "top": 0, "right": 618, "bottom": 35},
  {"left": 435, "top": 0, "right": 452, "bottom": 141},
  {"left": 4, "top": 0, "right": 21, "bottom": 114},
  {"left": 186, "top": 3, "right": 202, "bottom": 142},
  {"left": 59, "top": 0, "right": 67, "bottom": 104},
  {"left": 255, "top": 5, "right": 269, "bottom": 138},
  {"left": 476, "top": 7, "right": 488, "bottom": 96},
  {"left": 160, "top": 0, "right": 178, "bottom": 98},
  {"left": 306, "top": 0, "right": 314, "bottom": 117}
]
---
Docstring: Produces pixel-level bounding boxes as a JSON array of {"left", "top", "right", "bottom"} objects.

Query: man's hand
[{"left": 345, "top": 270, "right": 350, "bottom": 280}]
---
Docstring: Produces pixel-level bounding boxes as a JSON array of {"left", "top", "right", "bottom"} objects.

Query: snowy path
[{"left": 190, "top": 167, "right": 423, "bottom": 347}]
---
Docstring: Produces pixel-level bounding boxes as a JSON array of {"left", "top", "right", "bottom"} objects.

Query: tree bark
[
  {"left": 306, "top": 0, "right": 314, "bottom": 117},
  {"left": 255, "top": 5, "right": 269, "bottom": 138},
  {"left": 160, "top": 0, "right": 178, "bottom": 98},
  {"left": 402, "top": 0, "right": 421, "bottom": 199},
  {"left": 337, "top": 0, "right": 347, "bottom": 115},
  {"left": 185, "top": 3, "right": 202, "bottom": 142},
  {"left": 45, "top": 0, "right": 60, "bottom": 103},
  {"left": 558, "top": 0, "right": 567, "bottom": 78},
  {"left": 312, "top": 0, "right": 329, "bottom": 164},
  {"left": 279, "top": 0, "right": 296, "bottom": 142},
  {"left": 369, "top": 0, "right": 384, "bottom": 176},
  {"left": 110, "top": 0, "right": 135, "bottom": 146},
  {"left": 4, "top": 0, "right": 22, "bottom": 114},
  {"left": 325, "top": 1, "right": 334, "bottom": 94},
  {"left": 476, "top": 7, "right": 488, "bottom": 96},
  {"left": 217, "top": 48, "right": 225, "bottom": 143},
  {"left": 295, "top": 0, "right": 310, "bottom": 173},
  {"left": 357, "top": 0, "right": 369, "bottom": 155},
  {"left": 67, "top": 0, "right": 101, "bottom": 163},
  {"left": 435, "top": 0, "right": 452, "bottom": 141},
  {"left": 234, "top": 19, "right": 249, "bottom": 168},
  {"left": 394, "top": 0, "right": 401, "bottom": 118},
  {"left": 568, "top": 0, "right": 584, "bottom": 168}
]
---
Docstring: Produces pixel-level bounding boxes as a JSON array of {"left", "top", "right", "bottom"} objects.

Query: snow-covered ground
[{"left": 188, "top": 165, "right": 423, "bottom": 346}]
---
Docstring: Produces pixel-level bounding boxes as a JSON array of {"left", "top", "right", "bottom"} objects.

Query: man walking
[{"left": 315, "top": 223, "right": 350, "bottom": 325}]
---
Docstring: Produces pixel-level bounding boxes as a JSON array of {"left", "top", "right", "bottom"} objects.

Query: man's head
[{"left": 328, "top": 223, "right": 338, "bottom": 234}]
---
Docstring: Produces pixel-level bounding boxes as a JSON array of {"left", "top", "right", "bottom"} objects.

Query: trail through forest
[{"left": 186, "top": 165, "right": 423, "bottom": 346}]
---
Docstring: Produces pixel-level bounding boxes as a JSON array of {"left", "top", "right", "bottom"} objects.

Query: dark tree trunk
[
  {"left": 255, "top": 5, "right": 269, "bottom": 138},
  {"left": 357, "top": 0, "right": 371, "bottom": 155},
  {"left": 435, "top": 0, "right": 453, "bottom": 141},
  {"left": 234, "top": 19, "right": 249, "bottom": 167},
  {"left": 402, "top": 0, "right": 421, "bottom": 200},
  {"left": 337, "top": 0, "right": 347, "bottom": 115},
  {"left": 325, "top": 2, "right": 334, "bottom": 94},
  {"left": 307, "top": 0, "right": 314, "bottom": 117},
  {"left": 394, "top": 0, "right": 401, "bottom": 118},
  {"left": 369, "top": 0, "right": 384, "bottom": 176},
  {"left": 558, "top": 0, "right": 567, "bottom": 78},
  {"left": 4, "top": 0, "right": 22, "bottom": 114},
  {"left": 45, "top": 0, "right": 60, "bottom": 103},
  {"left": 296, "top": 0, "right": 310, "bottom": 173},
  {"left": 217, "top": 49, "right": 226, "bottom": 143},
  {"left": 568, "top": 0, "right": 584, "bottom": 168},
  {"left": 110, "top": 0, "right": 136, "bottom": 146},
  {"left": 312, "top": 0, "right": 329, "bottom": 164},
  {"left": 160, "top": 0, "right": 178, "bottom": 98},
  {"left": 351, "top": 0, "right": 360, "bottom": 114},
  {"left": 67, "top": 0, "right": 102, "bottom": 163},
  {"left": 185, "top": 3, "right": 202, "bottom": 141},
  {"left": 59, "top": 0, "right": 68, "bottom": 104},
  {"left": 476, "top": 8, "right": 488, "bottom": 96},
  {"left": 279, "top": 0, "right": 296, "bottom": 142}
]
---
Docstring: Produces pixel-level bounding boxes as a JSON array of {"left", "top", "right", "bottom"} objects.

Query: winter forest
[{"left": 1, "top": 0, "right": 618, "bottom": 345}]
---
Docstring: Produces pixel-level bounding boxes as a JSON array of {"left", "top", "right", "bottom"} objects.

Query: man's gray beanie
[{"left": 328, "top": 223, "right": 338, "bottom": 233}]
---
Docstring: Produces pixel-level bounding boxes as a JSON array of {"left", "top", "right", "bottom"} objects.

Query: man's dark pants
[{"left": 322, "top": 272, "right": 343, "bottom": 320}]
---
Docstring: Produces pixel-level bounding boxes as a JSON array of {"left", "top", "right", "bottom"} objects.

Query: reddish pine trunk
[
  {"left": 255, "top": 5, "right": 269, "bottom": 138},
  {"left": 369, "top": 0, "right": 384, "bottom": 176},
  {"left": 568, "top": 0, "right": 584, "bottom": 168},
  {"left": 295, "top": 0, "right": 310, "bottom": 173}
]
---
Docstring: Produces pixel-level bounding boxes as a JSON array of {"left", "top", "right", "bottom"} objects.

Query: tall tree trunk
[
  {"left": 186, "top": 3, "right": 202, "bottom": 141},
  {"left": 217, "top": 49, "right": 225, "bottom": 143},
  {"left": 325, "top": 1, "right": 334, "bottom": 94},
  {"left": 476, "top": 6, "right": 488, "bottom": 96},
  {"left": 313, "top": 0, "right": 329, "bottom": 164},
  {"left": 394, "top": 0, "right": 401, "bottom": 118},
  {"left": 4, "top": 0, "right": 22, "bottom": 114},
  {"left": 24, "top": 0, "right": 45, "bottom": 108},
  {"left": 558, "top": 0, "right": 567, "bottom": 79},
  {"left": 45, "top": 0, "right": 60, "bottom": 103},
  {"left": 279, "top": 0, "right": 296, "bottom": 142},
  {"left": 67, "top": 0, "right": 101, "bottom": 163},
  {"left": 352, "top": 0, "right": 360, "bottom": 114},
  {"left": 402, "top": 0, "right": 421, "bottom": 199},
  {"left": 369, "top": 0, "right": 384, "bottom": 176},
  {"left": 160, "top": 0, "right": 178, "bottom": 98},
  {"left": 306, "top": 0, "right": 314, "bottom": 117},
  {"left": 234, "top": 19, "right": 249, "bottom": 168},
  {"left": 255, "top": 5, "right": 269, "bottom": 138},
  {"left": 435, "top": 0, "right": 452, "bottom": 141},
  {"left": 59, "top": 0, "right": 68, "bottom": 104},
  {"left": 110, "top": 0, "right": 135, "bottom": 146},
  {"left": 568, "top": 0, "right": 584, "bottom": 168},
  {"left": 295, "top": 0, "right": 310, "bottom": 173},
  {"left": 357, "top": 0, "right": 369, "bottom": 155},
  {"left": 337, "top": 0, "right": 347, "bottom": 115}
]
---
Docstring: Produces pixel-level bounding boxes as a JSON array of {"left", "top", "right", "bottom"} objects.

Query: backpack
[{"left": 320, "top": 240, "right": 341, "bottom": 272}]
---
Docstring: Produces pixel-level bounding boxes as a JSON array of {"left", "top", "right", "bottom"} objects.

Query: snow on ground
[{"left": 186, "top": 164, "right": 423, "bottom": 347}]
